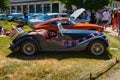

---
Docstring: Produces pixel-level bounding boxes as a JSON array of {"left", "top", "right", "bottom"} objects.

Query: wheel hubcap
[
  {"left": 23, "top": 43, "right": 35, "bottom": 55},
  {"left": 26, "top": 46, "right": 33, "bottom": 52},
  {"left": 91, "top": 43, "right": 104, "bottom": 55}
]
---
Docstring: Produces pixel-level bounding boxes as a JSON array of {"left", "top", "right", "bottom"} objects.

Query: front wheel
[
  {"left": 88, "top": 40, "right": 106, "bottom": 56},
  {"left": 20, "top": 41, "right": 38, "bottom": 55}
]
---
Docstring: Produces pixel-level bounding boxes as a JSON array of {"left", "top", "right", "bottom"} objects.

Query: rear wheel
[
  {"left": 20, "top": 41, "right": 38, "bottom": 55},
  {"left": 88, "top": 40, "right": 106, "bottom": 56}
]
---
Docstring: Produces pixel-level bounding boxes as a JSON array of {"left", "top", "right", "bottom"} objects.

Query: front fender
[{"left": 76, "top": 36, "right": 109, "bottom": 50}]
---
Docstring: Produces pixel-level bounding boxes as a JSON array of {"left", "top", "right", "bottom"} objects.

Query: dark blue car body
[{"left": 9, "top": 28, "right": 109, "bottom": 56}]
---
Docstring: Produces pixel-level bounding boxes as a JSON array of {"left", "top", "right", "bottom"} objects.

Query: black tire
[
  {"left": 20, "top": 40, "right": 38, "bottom": 55},
  {"left": 88, "top": 40, "right": 106, "bottom": 56},
  {"left": 49, "top": 30, "right": 57, "bottom": 37}
]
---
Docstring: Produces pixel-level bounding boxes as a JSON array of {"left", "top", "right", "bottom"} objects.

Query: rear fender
[{"left": 11, "top": 37, "right": 41, "bottom": 52}]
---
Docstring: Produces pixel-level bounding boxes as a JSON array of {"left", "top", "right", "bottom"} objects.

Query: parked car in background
[
  {"left": 28, "top": 8, "right": 91, "bottom": 27},
  {"left": 8, "top": 23, "right": 109, "bottom": 56},
  {"left": 29, "top": 13, "right": 43, "bottom": 19},
  {"left": 32, "top": 17, "right": 104, "bottom": 37},
  {"left": 26, "top": 13, "right": 44, "bottom": 23},
  {"left": 7, "top": 13, "right": 24, "bottom": 21},
  {"left": 70, "top": 8, "right": 88, "bottom": 23},
  {"left": 0, "top": 14, "right": 7, "bottom": 20},
  {"left": 28, "top": 13, "right": 68, "bottom": 26}
]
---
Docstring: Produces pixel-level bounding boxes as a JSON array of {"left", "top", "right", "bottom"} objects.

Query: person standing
[
  {"left": 86, "top": 10, "right": 91, "bottom": 23},
  {"left": 117, "top": 8, "right": 120, "bottom": 37},
  {"left": 23, "top": 8, "right": 29, "bottom": 24},
  {"left": 112, "top": 9, "right": 118, "bottom": 31},
  {"left": 90, "top": 10, "right": 96, "bottom": 24},
  {"left": 102, "top": 9, "right": 111, "bottom": 30},
  {"left": 95, "top": 9, "right": 101, "bottom": 25}
]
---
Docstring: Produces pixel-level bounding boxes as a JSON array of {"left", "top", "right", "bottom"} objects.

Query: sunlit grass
[
  {"left": 0, "top": 58, "right": 107, "bottom": 80},
  {"left": 0, "top": 20, "right": 32, "bottom": 31},
  {"left": 0, "top": 20, "right": 13, "bottom": 30},
  {"left": 0, "top": 37, "right": 11, "bottom": 56},
  {"left": 105, "top": 33, "right": 120, "bottom": 57}
]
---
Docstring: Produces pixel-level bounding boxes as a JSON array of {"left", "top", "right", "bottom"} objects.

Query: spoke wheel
[
  {"left": 21, "top": 41, "right": 38, "bottom": 55},
  {"left": 88, "top": 40, "right": 106, "bottom": 56}
]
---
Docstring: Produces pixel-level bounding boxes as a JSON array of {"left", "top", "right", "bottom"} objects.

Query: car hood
[{"left": 70, "top": 8, "right": 85, "bottom": 19}]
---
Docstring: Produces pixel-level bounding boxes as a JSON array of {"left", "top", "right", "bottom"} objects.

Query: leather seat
[{"left": 28, "top": 29, "right": 49, "bottom": 39}]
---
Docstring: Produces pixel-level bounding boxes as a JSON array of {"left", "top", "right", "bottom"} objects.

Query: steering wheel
[{"left": 49, "top": 30, "right": 57, "bottom": 39}]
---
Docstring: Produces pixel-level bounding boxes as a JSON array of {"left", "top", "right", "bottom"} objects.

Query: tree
[
  {"left": 115, "top": 0, "right": 120, "bottom": 1},
  {"left": 79, "top": 0, "right": 112, "bottom": 10},
  {"left": 51, "top": 0, "right": 112, "bottom": 10},
  {"left": 51, "top": 0, "right": 73, "bottom": 9},
  {"left": 0, "top": 0, "right": 9, "bottom": 11}
]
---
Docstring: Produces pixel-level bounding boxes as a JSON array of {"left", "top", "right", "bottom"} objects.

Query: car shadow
[{"left": 7, "top": 50, "right": 112, "bottom": 61}]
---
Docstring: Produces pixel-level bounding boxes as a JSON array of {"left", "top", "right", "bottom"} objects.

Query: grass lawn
[
  {"left": 0, "top": 20, "right": 32, "bottom": 31},
  {"left": 0, "top": 21, "right": 120, "bottom": 80}
]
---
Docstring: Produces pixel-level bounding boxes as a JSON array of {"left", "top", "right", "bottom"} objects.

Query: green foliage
[
  {"left": 82, "top": 0, "right": 111, "bottom": 10},
  {"left": 51, "top": 0, "right": 73, "bottom": 9},
  {"left": 115, "top": 0, "right": 120, "bottom": 1},
  {"left": 51, "top": 0, "right": 113, "bottom": 10},
  {"left": 0, "top": 0, "right": 9, "bottom": 11}
]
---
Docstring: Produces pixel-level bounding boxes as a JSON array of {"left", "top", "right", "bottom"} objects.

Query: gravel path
[
  {"left": 103, "top": 69, "right": 120, "bottom": 80},
  {"left": 105, "top": 27, "right": 118, "bottom": 36}
]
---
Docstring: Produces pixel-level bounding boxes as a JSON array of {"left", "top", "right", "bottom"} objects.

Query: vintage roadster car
[{"left": 9, "top": 23, "right": 109, "bottom": 56}]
